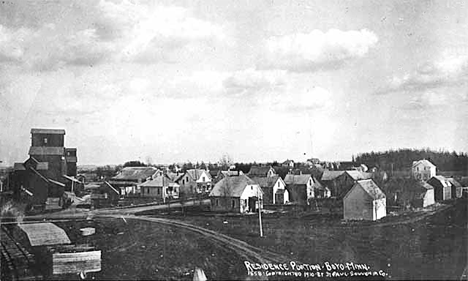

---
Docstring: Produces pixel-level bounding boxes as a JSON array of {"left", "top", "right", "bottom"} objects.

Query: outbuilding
[
  {"left": 427, "top": 176, "right": 452, "bottom": 201},
  {"left": 343, "top": 179, "right": 386, "bottom": 221}
]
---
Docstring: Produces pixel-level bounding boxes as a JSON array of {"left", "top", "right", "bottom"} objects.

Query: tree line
[{"left": 355, "top": 148, "right": 468, "bottom": 172}]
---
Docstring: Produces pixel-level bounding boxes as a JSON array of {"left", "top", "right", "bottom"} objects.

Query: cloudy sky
[{"left": 1, "top": 0, "right": 467, "bottom": 166}]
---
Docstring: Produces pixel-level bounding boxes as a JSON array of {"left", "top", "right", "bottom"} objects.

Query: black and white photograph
[{"left": 0, "top": 0, "right": 467, "bottom": 280}]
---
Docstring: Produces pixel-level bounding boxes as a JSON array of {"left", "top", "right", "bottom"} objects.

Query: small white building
[
  {"left": 343, "top": 179, "right": 386, "bottom": 221},
  {"left": 412, "top": 159, "right": 436, "bottom": 181}
]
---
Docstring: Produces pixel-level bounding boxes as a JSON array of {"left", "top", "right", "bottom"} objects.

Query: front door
[
  {"left": 248, "top": 197, "right": 257, "bottom": 212},
  {"left": 275, "top": 193, "right": 284, "bottom": 204}
]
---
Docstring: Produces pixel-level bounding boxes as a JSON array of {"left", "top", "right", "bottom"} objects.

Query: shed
[
  {"left": 427, "top": 176, "right": 452, "bottom": 201},
  {"left": 447, "top": 178, "right": 462, "bottom": 199},
  {"left": 343, "top": 179, "right": 386, "bottom": 221}
]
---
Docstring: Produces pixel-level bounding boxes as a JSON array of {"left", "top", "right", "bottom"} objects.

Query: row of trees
[{"left": 355, "top": 148, "right": 468, "bottom": 172}]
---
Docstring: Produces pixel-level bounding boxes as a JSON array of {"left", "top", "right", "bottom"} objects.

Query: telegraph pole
[{"left": 258, "top": 187, "right": 263, "bottom": 237}]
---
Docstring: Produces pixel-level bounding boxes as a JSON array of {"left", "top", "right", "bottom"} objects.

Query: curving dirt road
[{"left": 100, "top": 214, "right": 287, "bottom": 265}]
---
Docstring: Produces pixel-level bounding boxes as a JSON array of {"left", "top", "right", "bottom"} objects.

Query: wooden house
[
  {"left": 412, "top": 159, "right": 436, "bottom": 181},
  {"left": 343, "top": 179, "right": 386, "bottom": 221},
  {"left": 247, "top": 165, "right": 276, "bottom": 178},
  {"left": 209, "top": 174, "right": 263, "bottom": 213},
  {"left": 139, "top": 175, "right": 180, "bottom": 200},
  {"left": 176, "top": 169, "right": 212, "bottom": 195},
  {"left": 108, "top": 167, "right": 161, "bottom": 195},
  {"left": 250, "top": 175, "right": 289, "bottom": 204},
  {"left": 427, "top": 176, "right": 452, "bottom": 201},
  {"left": 284, "top": 174, "right": 315, "bottom": 205},
  {"left": 282, "top": 159, "right": 295, "bottom": 168}
]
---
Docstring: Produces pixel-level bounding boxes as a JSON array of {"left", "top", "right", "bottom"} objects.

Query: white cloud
[
  {"left": 381, "top": 52, "right": 468, "bottom": 95},
  {"left": 263, "top": 29, "right": 378, "bottom": 72},
  {"left": 0, "top": 25, "right": 31, "bottom": 61},
  {"left": 98, "top": 0, "right": 226, "bottom": 62},
  {"left": 222, "top": 68, "right": 286, "bottom": 95},
  {"left": 0, "top": 1, "right": 226, "bottom": 69}
]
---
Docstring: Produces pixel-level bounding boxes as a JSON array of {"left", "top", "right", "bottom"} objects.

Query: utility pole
[{"left": 258, "top": 187, "right": 263, "bottom": 237}]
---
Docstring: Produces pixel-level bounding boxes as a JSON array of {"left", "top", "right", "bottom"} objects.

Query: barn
[{"left": 343, "top": 179, "right": 386, "bottom": 221}]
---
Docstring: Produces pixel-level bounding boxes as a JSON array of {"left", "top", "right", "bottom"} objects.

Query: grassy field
[{"left": 147, "top": 199, "right": 467, "bottom": 280}]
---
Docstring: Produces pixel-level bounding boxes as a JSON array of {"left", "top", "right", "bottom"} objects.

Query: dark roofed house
[
  {"left": 109, "top": 167, "right": 161, "bottom": 196},
  {"left": 209, "top": 174, "right": 263, "bottom": 213},
  {"left": 344, "top": 179, "right": 386, "bottom": 221},
  {"left": 284, "top": 174, "right": 315, "bottom": 205},
  {"left": 322, "top": 170, "right": 373, "bottom": 198},
  {"left": 250, "top": 175, "right": 289, "bottom": 205},
  {"left": 282, "top": 159, "right": 295, "bottom": 168},
  {"left": 247, "top": 165, "right": 276, "bottom": 178}
]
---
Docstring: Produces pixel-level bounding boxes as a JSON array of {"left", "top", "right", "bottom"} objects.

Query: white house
[
  {"left": 343, "top": 179, "right": 386, "bottom": 221},
  {"left": 140, "top": 175, "right": 180, "bottom": 200},
  {"left": 250, "top": 175, "right": 289, "bottom": 204},
  {"left": 412, "top": 159, "right": 436, "bottom": 181},
  {"left": 177, "top": 169, "right": 212, "bottom": 194},
  {"left": 209, "top": 174, "right": 263, "bottom": 213}
]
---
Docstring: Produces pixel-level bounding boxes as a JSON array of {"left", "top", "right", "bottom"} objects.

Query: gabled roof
[
  {"left": 250, "top": 175, "right": 281, "bottom": 189},
  {"left": 429, "top": 175, "right": 452, "bottom": 188},
  {"left": 345, "top": 170, "right": 373, "bottom": 181},
  {"left": 282, "top": 159, "right": 294, "bottom": 164},
  {"left": 185, "top": 169, "right": 210, "bottom": 181},
  {"left": 284, "top": 174, "right": 312, "bottom": 185},
  {"left": 29, "top": 147, "right": 65, "bottom": 156},
  {"left": 14, "top": 163, "right": 26, "bottom": 171},
  {"left": 348, "top": 179, "right": 385, "bottom": 200},
  {"left": 31, "top": 128, "right": 65, "bottom": 135},
  {"left": 321, "top": 170, "right": 345, "bottom": 181},
  {"left": 447, "top": 178, "right": 462, "bottom": 188},
  {"left": 247, "top": 166, "right": 274, "bottom": 177},
  {"left": 209, "top": 174, "right": 259, "bottom": 197},
  {"left": 112, "top": 167, "right": 159, "bottom": 181},
  {"left": 140, "top": 175, "right": 178, "bottom": 187},
  {"left": 412, "top": 159, "right": 436, "bottom": 168}
]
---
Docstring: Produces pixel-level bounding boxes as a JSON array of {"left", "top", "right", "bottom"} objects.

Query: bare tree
[{"left": 219, "top": 154, "right": 234, "bottom": 170}]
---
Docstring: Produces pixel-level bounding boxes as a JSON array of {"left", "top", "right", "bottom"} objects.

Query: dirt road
[{"left": 101, "top": 214, "right": 287, "bottom": 265}]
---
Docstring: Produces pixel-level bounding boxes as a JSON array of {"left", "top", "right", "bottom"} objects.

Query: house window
[
  {"left": 231, "top": 199, "right": 236, "bottom": 208},
  {"left": 44, "top": 138, "right": 48, "bottom": 144},
  {"left": 215, "top": 199, "right": 219, "bottom": 206},
  {"left": 182, "top": 179, "right": 185, "bottom": 185},
  {"left": 202, "top": 176, "right": 205, "bottom": 182},
  {"left": 278, "top": 181, "right": 280, "bottom": 187},
  {"left": 157, "top": 188, "right": 160, "bottom": 195}
]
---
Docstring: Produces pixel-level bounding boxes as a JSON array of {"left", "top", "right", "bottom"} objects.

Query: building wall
[
  {"left": 272, "top": 178, "right": 287, "bottom": 204},
  {"left": 373, "top": 198, "right": 387, "bottom": 220},
  {"left": 210, "top": 197, "right": 241, "bottom": 212},
  {"left": 32, "top": 133, "right": 64, "bottom": 147},
  {"left": 412, "top": 164, "right": 436, "bottom": 181},
  {"left": 423, "top": 189, "right": 435, "bottom": 207},
  {"left": 344, "top": 186, "right": 374, "bottom": 220}
]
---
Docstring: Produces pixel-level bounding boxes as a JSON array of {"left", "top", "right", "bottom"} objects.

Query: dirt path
[{"left": 101, "top": 214, "right": 287, "bottom": 265}]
